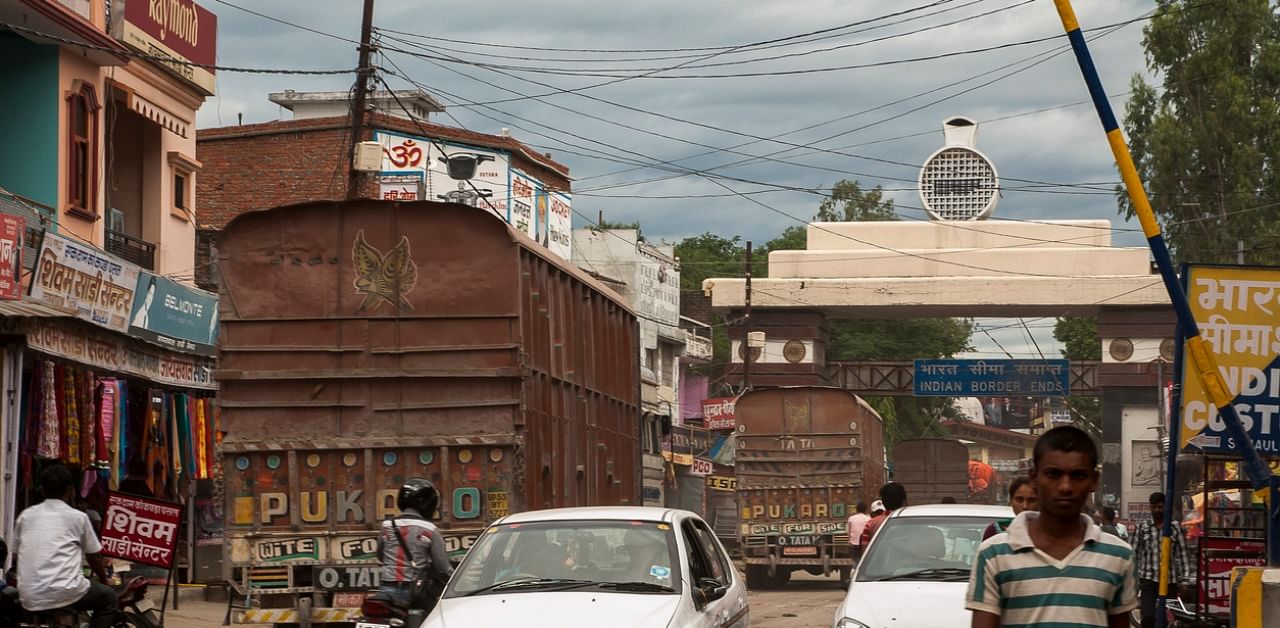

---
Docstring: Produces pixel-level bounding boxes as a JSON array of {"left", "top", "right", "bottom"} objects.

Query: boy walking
[{"left": 966, "top": 426, "right": 1137, "bottom": 628}]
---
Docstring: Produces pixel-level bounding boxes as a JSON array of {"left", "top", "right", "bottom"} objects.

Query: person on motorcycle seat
[
  {"left": 13, "top": 464, "right": 118, "bottom": 628},
  {"left": 376, "top": 478, "right": 453, "bottom": 610}
]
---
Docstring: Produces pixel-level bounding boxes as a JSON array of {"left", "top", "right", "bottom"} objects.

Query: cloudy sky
[{"left": 198, "top": 0, "right": 1161, "bottom": 358}]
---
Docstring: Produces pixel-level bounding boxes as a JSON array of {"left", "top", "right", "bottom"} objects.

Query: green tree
[
  {"left": 816, "top": 180, "right": 898, "bottom": 222},
  {"left": 674, "top": 232, "right": 744, "bottom": 291},
  {"left": 1121, "top": 0, "right": 1280, "bottom": 265},
  {"left": 1053, "top": 316, "right": 1102, "bottom": 436}
]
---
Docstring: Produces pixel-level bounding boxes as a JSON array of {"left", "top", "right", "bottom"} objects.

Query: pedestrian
[
  {"left": 860, "top": 482, "right": 906, "bottom": 546},
  {"left": 1100, "top": 506, "right": 1127, "bottom": 540},
  {"left": 846, "top": 502, "right": 871, "bottom": 563},
  {"left": 966, "top": 425, "right": 1137, "bottom": 628},
  {"left": 1131, "top": 492, "right": 1190, "bottom": 628},
  {"left": 982, "top": 476, "right": 1037, "bottom": 540}
]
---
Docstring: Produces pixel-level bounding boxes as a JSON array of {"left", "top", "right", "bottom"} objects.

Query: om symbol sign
[{"left": 385, "top": 139, "right": 423, "bottom": 169}]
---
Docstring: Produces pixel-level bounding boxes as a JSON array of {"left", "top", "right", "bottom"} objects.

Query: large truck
[
  {"left": 734, "top": 387, "right": 885, "bottom": 589},
  {"left": 891, "top": 438, "right": 971, "bottom": 504},
  {"left": 215, "top": 200, "right": 641, "bottom": 624}
]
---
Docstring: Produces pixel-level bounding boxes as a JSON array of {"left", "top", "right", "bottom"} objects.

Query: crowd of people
[{"left": 846, "top": 425, "right": 1193, "bottom": 628}]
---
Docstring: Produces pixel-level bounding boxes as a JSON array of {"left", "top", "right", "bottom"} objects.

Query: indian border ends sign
[{"left": 914, "top": 359, "right": 1070, "bottom": 397}]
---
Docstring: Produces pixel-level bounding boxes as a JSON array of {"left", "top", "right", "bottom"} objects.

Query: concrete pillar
[
  {"left": 1230, "top": 567, "right": 1280, "bottom": 627},
  {"left": 727, "top": 309, "right": 830, "bottom": 388}
]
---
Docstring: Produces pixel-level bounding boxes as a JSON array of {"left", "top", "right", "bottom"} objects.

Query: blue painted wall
[{"left": 0, "top": 33, "right": 59, "bottom": 210}]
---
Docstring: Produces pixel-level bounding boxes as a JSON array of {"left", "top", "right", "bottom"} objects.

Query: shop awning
[{"left": 0, "top": 300, "right": 76, "bottom": 319}]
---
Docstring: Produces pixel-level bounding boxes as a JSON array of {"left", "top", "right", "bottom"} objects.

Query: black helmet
[{"left": 397, "top": 478, "right": 439, "bottom": 517}]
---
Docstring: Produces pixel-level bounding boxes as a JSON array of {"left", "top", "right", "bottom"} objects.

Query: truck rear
[
  {"left": 892, "top": 438, "right": 970, "bottom": 504},
  {"left": 734, "top": 387, "right": 884, "bottom": 589},
  {"left": 215, "top": 200, "right": 640, "bottom": 624}
]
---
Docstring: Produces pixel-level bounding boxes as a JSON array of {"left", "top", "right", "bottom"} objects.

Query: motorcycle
[
  {"left": 1, "top": 575, "right": 160, "bottom": 628},
  {"left": 358, "top": 591, "right": 426, "bottom": 628}
]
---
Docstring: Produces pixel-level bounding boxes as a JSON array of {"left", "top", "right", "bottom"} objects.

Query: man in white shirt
[
  {"left": 846, "top": 502, "right": 871, "bottom": 562},
  {"left": 13, "top": 464, "right": 118, "bottom": 628}
]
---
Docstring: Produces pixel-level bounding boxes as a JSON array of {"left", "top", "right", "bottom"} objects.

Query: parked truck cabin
[
  {"left": 214, "top": 200, "right": 641, "bottom": 621},
  {"left": 732, "top": 387, "right": 885, "bottom": 588}
]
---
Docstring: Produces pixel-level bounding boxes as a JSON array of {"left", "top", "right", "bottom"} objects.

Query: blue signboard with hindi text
[
  {"left": 128, "top": 271, "right": 219, "bottom": 357},
  {"left": 914, "top": 359, "right": 1070, "bottom": 397}
]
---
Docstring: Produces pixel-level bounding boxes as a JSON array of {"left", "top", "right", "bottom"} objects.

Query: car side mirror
[{"left": 693, "top": 577, "right": 728, "bottom": 608}]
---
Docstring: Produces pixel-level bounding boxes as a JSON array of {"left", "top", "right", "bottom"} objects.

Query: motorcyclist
[
  {"left": 376, "top": 478, "right": 453, "bottom": 612},
  {"left": 12, "top": 464, "right": 118, "bottom": 628}
]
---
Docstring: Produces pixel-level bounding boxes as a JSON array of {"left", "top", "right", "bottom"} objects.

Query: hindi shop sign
[
  {"left": 31, "top": 232, "right": 139, "bottom": 333},
  {"left": 702, "top": 397, "right": 737, "bottom": 430},
  {"left": 100, "top": 492, "right": 183, "bottom": 568},
  {"left": 0, "top": 214, "right": 23, "bottom": 300},
  {"left": 914, "top": 359, "right": 1070, "bottom": 397},
  {"left": 1178, "top": 265, "right": 1280, "bottom": 455},
  {"left": 129, "top": 271, "right": 218, "bottom": 356}
]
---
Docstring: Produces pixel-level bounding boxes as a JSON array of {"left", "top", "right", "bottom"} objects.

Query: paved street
[
  {"left": 746, "top": 572, "right": 846, "bottom": 628},
  {"left": 158, "top": 576, "right": 847, "bottom": 628}
]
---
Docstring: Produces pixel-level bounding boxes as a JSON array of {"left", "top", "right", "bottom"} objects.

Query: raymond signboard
[
  {"left": 1178, "top": 265, "right": 1280, "bottom": 455},
  {"left": 112, "top": 0, "right": 218, "bottom": 95},
  {"left": 100, "top": 492, "right": 184, "bottom": 568},
  {"left": 0, "top": 214, "right": 23, "bottom": 300},
  {"left": 129, "top": 271, "right": 218, "bottom": 356}
]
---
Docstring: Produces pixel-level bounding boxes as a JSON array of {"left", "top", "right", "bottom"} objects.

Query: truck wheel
[
  {"left": 745, "top": 565, "right": 772, "bottom": 590},
  {"left": 772, "top": 569, "right": 791, "bottom": 588}
]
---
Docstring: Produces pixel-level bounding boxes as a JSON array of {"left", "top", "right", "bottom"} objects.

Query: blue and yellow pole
[{"left": 1049, "top": 0, "right": 1280, "bottom": 619}]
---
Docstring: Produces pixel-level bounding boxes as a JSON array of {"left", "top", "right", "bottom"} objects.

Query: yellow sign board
[{"left": 1178, "top": 265, "right": 1280, "bottom": 455}]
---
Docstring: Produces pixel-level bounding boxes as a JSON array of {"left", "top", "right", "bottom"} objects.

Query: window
[
  {"left": 688, "top": 519, "right": 731, "bottom": 584},
  {"left": 167, "top": 151, "right": 201, "bottom": 222},
  {"left": 66, "top": 81, "right": 99, "bottom": 219},
  {"left": 174, "top": 173, "right": 187, "bottom": 210}
]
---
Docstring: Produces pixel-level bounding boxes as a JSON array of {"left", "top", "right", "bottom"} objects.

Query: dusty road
[{"left": 746, "top": 571, "right": 845, "bottom": 627}]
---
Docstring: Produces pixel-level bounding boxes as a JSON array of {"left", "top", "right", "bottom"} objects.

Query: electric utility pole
[
  {"left": 346, "top": 0, "right": 376, "bottom": 200},
  {"left": 742, "top": 241, "right": 753, "bottom": 391}
]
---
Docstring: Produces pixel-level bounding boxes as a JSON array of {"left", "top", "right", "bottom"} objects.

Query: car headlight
[{"left": 836, "top": 619, "right": 871, "bottom": 628}]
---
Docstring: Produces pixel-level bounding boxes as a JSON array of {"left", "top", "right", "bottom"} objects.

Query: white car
[
  {"left": 833, "top": 504, "right": 1013, "bottom": 628},
  {"left": 422, "top": 506, "right": 749, "bottom": 628}
]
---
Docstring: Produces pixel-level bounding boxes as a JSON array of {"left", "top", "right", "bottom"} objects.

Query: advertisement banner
[
  {"left": 0, "top": 214, "right": 23, "bottom": 300},
  {"left": 100, "top": 492, "right": 184, "bottom": 568},
  {"left": 129, "top": 272, "right": 218, "bottom": 356},
  {"left": 547, "top": 192, "right": 572, "bottom": 260},
  {"left": 112, "top": 0, "right": 218, "bottom": 95},
  {"left": 509, "top": 170, "right": 538, "bottom": 240},
  {"left": 702, "top": 397, "right": 737, "bottom": 430},
  {"left": 27, "top": 320, "right": 217, "bottom": 390},
  {"left": 377, "top": 174, "right": 423, "bottom": 202},
  {"left": 1178, "top": 265, "right": 1280, "bottom": 454},
  {"left": 375, "top": 131, "right": 510, "bottom": 215},
  {"left": 31, "top": 232, "right": 140, "bottom": 333}
]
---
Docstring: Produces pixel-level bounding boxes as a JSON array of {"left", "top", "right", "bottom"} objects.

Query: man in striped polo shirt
[{"left": 966, "top": 426, "right": 1137, "bottom": 628}]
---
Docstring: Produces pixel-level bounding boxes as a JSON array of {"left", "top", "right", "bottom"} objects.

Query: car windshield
[
  {"left": 855, "top": 516, "right": 990, "bottom": 582},
  {"left": 445, "top": 520, "right": 683, "bottom": 597}
]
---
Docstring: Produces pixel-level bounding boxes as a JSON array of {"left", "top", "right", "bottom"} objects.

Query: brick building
[{"left": 195, "top": 93, "right": 573, "bottom": 288}]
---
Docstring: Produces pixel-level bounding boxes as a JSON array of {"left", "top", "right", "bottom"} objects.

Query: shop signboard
[
  {"left": 111, "top": 0, "right": 218, "bottom": 95},
  {"left": 31, "top": 232, "right": 140, "bottom": 333},
  {"left": 1178, "top": 265, "right": 1280, "bottom": 455},
  {"left": 0, "top": 214, "right": 23, "bottom": 300},
  {"left": 27, "top": 320, "right": 216, "bottom": 390},
  {"left": 707, "top": 476, "right": 737, "bottom": 491},
  {"left": 129, "top": 271, "right": 218, "bottom": 357},
  {"left": 1201, "top": 537, "right": 1266, "bottom": 615},
  {"left": 100, "top": 492, "right": 184, "bottom": 568},
  {"left": 702, "top": 397, "right": 736, "bottom": 430},
  {"left": 690, "top": 458, "right": 713, "bottom": 476},
  {"left": 377, "top": 174, "right": 423, "bottom": 201}
]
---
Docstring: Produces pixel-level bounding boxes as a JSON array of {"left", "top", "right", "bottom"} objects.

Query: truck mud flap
[{"left": 235, "top": 607, "right": 360, "bottom": 624}]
